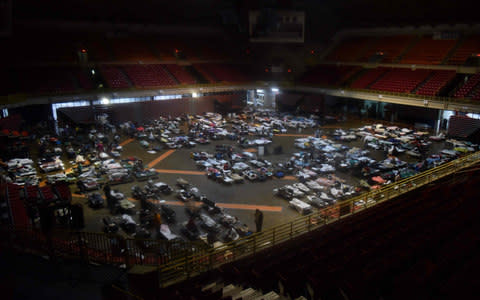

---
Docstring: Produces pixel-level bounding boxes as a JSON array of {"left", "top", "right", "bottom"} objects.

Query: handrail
[
  {"left": 156, "top": 151, "right": 480, "bottom": 286},
  {"left": 288, "top": 83, "right": 480, "bottom": 107},
  {"left": 1, "top": 151, "right": 479, "bottom": 287}
]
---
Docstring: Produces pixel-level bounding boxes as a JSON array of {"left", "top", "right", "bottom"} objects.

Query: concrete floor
[{"left": 65, "top": 118, "right": 448, "bottom": 240}]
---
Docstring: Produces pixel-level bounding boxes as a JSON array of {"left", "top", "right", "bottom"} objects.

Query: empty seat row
[
  {"left": 122, "top": 64, "right": 178, "bottom": 88},
  {"left": 369, "top": 68, "right": 431, "bottom": 93},
  {"left": 454, "top": 73, "right": 480, "bottom": 98},
  {"left": 194, "top": 64, "right": 248, "bottom": 83},
  {"left": 447, "top": 35, "right": 480, "bottom": 65},
  {"left": 401, "top": 36, "right": 457, "bottom": 65},
  {"left": 301, "top": 65, "right": 360, "bottom": 86},
  {"left": 416, "top": 70, "right": 456, "bottom": 96}
]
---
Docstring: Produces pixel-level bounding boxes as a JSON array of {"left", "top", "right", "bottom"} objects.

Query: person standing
[
  {"left": 103, "top": 183, "right": 112, "bottom": 212},
  {"left": 254, "top": 209, "right": 264, "bottom": 233}
]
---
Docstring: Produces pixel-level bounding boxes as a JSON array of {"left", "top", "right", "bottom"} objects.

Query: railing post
[
  {"left": 78, "top": 231, "right": 86, "bottom": 262},
  {"left": 272, "top": 228, "right": 276, "bottom": 245},
  {"left": 208, "top": 248, "right": 213, "bottom": 271},
  {"left": 185, "top": 253, "right": 190, "bottom": 279}
]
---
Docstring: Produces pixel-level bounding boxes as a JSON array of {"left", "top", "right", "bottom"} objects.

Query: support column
[
  {"left": 435, "top": 109, "right": 443, "bottom": 135},
  {"left": 263, "top": 90, "right": 276, "bottom": 109},
  {"left": 247, "top": 90, "right": 255, "bottom": 106}
]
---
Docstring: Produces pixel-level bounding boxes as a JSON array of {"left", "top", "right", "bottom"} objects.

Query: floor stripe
[
  {"left": 149, "top": 199, "right": 282, "bottom": 212},
  {"left": 73, "top": 193, "right": 282, "bottom": 212},
  {"left": 155, "top": 168, "right": 205, "bottom": 175},
  {"left": 154, "top": 168, "right": 297, "bottom": 180},
  {"left": 119, "top": 138, "right": 135, "bottom": 147},
  {"left": 147, "top": 149, "right": 176, "bottom": 168}
]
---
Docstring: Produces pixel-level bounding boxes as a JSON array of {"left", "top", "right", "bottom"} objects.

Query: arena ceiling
[{"left": 14, "top": 0, "right": 476, "bottom": 37}]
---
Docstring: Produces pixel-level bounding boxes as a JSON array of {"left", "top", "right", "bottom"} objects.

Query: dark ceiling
[{"left": 12, "top": 0, "right": 478, "bottom": 41}]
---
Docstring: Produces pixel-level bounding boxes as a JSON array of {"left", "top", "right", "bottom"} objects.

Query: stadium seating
[
  {"left": 401, "top": 36, "right": 457, "bottom": 65},
  {"left": 98, "top": 65, "right": 131, "bottom": 89},
  {"left": 194, "top": 64, "right": 248, "bottom": 83},
  {"left": 369, "top": 68, "right": 431, "bottom": 93},
  {"left": 453, "top": 73, "right": 480, "bottom": 98},
  {"left": 447, "top": 115, "right": 480, "bottom": 138},
  {"left": 17, "top": 68, "right": 77, "bottom": 94},
  {"left": 350, "top": 68, "right": 389, "bottom": 89},
  {"left": 301, "top": 65, "right": 360, "bottom": 86},
  {"left": 447, "top": 35, "right": 480, "bottom": 65},
  {"left": 199, "top": 175, "right": 479, "bottom": 300},
  {"left": 156, "top": 173, "right": 480, "bottom": 300},
  {"left": 84, "top": 39, "right": 113, "bottom": 62},
  {"left": 110, "top": 38, "right": 158, "bottom": 62},
  {"left": 121, "top": 64, "right": 177, "bottom": 88},
  {"left": 416, "top": 70, "right": 456, "bottom": 96},
  {"left": 325, "top": 36, "right": 373, "bottom": 62},
  {"left": 73, "top": 70, "right": 94, "bottom": 90},
  {"left": 164, "top": 64, "right": 196, "bottom": 84},
  {"left": 360, "top": 35, "right": 415, "bottom": 63}
]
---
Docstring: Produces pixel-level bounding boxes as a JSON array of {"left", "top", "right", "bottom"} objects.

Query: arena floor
[{"left": 66, "top": 118, "right": 446, "bottom": 239}]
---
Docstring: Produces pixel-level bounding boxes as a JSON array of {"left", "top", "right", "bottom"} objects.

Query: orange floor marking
[
  {"left": 147, "top": 149, "right": 176, "bottom": 168},
  {"left": 149, "top": 199, "right": 282, "bottom": 212},
  {"left": 73, "top": 194, "right": 282, "bottom": 212},
  {"left": 119, "top": 138, "right": 135, "bottom": 147},
  {"left": 155, "top": 169, "right": 205, "bottom": 175},
  {"left": 216, "top": 203, "right": 282, "bottom": 212},
  {"left": 72, "top": 193, "right": 87, "bottom": 198},
  {"left": 281, "top": 176, "right": 297, "bottom": 180},
  {"left": 244, "top": 148, "right": 258, "bottom": 153}
]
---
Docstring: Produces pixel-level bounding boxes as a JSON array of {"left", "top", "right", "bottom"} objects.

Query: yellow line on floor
[
  {"left": 147, "top": 149, "right": 176, "bottom": 168},
  {"left": 119, "top": 138, "right": 135, "bottom": 146}
]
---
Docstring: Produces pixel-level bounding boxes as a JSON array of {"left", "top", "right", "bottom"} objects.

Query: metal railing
[
  {"left": 0, "top": 226, "right": 210, "bottom": 267},
  {"left": 1, "top": 151, "right": 479, "bottom": 287},
  {"left": 288, "top": 84, "right": 480, "bottom": 107},
  {"left": 157, "top": 150, "right": 480, "bottom": 286}
]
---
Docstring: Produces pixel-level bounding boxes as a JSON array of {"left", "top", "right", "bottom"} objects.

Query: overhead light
[
  {"left": 271, "top": 88, "right": 279, "bottom": 92},
  {"left": 91, "top": 69, "right": 95, "bottom": 75},
  {"left": 256, "top": 89, "right": 264, "bottom": 93},
  {"left": 101, "top": 97, "right": 110, "bottom": 105},
  {"left": 192, "top": 92, "right": 199, "bottom": 98}
]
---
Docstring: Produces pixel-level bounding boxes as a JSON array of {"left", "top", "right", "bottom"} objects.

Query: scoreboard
[{"left": 249, "top": 10, "right": 304, "bottom": 43}]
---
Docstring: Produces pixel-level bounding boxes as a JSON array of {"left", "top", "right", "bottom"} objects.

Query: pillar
[
  {"left": 435, "top": 109, "right": 443, "bottom": 135},
  {"left": 263, "top": 90, "right": 275, "bottom": 109},
  {"left": 247, "top": 90, "right": 255, "bottom": 106}
]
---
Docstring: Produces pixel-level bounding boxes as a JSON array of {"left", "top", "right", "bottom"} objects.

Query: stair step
[
  {"left": 223, "top": 284, "right": 243, "bottom": 298},
  {"left": 254, "top": 291, "right": 281, "bottom": 300},
  {"left": 202, "top": 281, "right": 217, "bottom": 292},
  {"left": 232, "top": 288, "right": 256, "bottom": 300}
]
